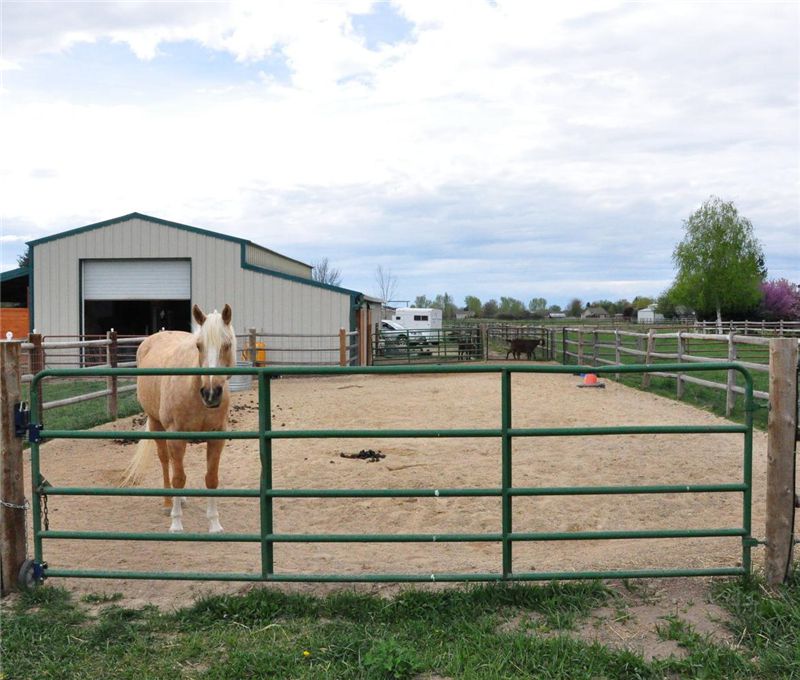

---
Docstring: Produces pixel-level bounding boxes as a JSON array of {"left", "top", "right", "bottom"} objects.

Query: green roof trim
[
  {"left": 1, "top": 266, "right": 30, "bottom": 283},
  {"left": 26, "top": 212, "right": 362, "bottom": 298}
]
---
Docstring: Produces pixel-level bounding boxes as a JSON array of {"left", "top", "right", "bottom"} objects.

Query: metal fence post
[
  {"left": 676, "top": 331, "right": 685, "bottom": 399},
  {"left": 258, "top": 372, "right": 274, "bottom": 578},
  {"left": 29, "top": 332, "right": 44, "bottom": 420},
  {"left": 1, "top": 340, "right": 27, "bottom": 594},
  {"left": 765, "top": 338, "right": 798, "bottom": 585},
  {"left": 500, "top": 369, "right": 513, "bottom": 578}
]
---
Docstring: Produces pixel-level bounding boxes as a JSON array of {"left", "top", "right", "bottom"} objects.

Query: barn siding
[{"left": 32, "top": 216, "right": 356, "bottom": 352}]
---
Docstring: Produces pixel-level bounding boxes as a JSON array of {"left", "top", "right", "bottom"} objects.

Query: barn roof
[
  {"left": 27, "top": 213, "right": 363, "bottom": 298},
  {"left": 27, "top": 212, "right": 310, "bottom": 269},
  {"left": 1, "top": 266, "right": 29, "bottom": 283}
]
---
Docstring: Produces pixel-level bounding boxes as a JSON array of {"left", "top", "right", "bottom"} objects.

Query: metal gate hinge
[{"left": 28, "top": 423, "right": 43, "bottom": 443}]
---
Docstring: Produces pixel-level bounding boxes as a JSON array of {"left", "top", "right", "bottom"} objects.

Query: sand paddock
[{"left": 24, "top": 369, "right": 768, "bottom": 608}]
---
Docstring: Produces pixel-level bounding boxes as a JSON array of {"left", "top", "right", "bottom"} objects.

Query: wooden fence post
[
  {"left": 578, "top": 329, "right": 584, "bottom": 365},
  {"left": 641, "top": 330, "right": 655, "bottom": 388},
  {"left": 725, "top": 332, "right": 737, "bottom": 416},
  {"left": 676, "top": 331, "right": 685, "bottom": 399},
  {"left": 614, "top": 330, "right": 621, "bottom": 381},
  {"left": 591, "top": 330, "right": 598, "bottom": 367},
  {"left": 1, "top": 340, "right": 27, "bottom": 594},
  {"left": 106, "top": 329, "right": 118, "bottom": 420},
  {"left": 248, "top": 328, "right": 257, "bottom": 365},
  {"left": 339, "top": 328, "right": 347, "bottom": 366},
  {"left": 765, "top": 338, "right": 798, "bottom": 586}
]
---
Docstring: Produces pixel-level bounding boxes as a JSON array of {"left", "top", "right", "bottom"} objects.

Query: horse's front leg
[
  {"left": 205, "top": 439, "right": 225, "bottom": 533},
  {"left": 168, "top": 439, "right": 188, "bottom": 533}
]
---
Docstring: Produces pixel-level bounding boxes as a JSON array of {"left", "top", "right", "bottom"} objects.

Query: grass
[
  {"left": 22, "top": 378, "right": 142, "bottom": 434},
  {"left": 3, "top": 571, "right": 798, "bottom": 679}
]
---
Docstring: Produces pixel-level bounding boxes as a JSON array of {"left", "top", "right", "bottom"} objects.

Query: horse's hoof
[
  {"left": 208, "top": 523, "right": 224, "bottom": 534},
  {"left": 169, "top": 525, "right": 184, "bottom": 533}
]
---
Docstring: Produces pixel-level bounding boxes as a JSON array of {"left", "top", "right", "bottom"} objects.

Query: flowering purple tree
[{"left": 760, "top": 279, "right": 800, "bottom": 320}]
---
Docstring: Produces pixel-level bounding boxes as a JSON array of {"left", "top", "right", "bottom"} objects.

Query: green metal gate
[{"left": 23, "top": 362, "right": 754, "bottom": 584}]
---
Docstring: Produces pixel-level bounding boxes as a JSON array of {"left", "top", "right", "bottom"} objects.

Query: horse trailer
[{"left": 392, "top": 307, "right": 442, "bottom": 341}]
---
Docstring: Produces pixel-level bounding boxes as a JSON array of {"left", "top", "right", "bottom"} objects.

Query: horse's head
[{"left": 193, "top": 303, "right": 236, "bottom": 408}]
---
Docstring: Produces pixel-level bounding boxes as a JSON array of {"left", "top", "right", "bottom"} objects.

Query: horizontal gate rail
[{"left": 27, "top": 361, "right": 755, "bottom": 584}]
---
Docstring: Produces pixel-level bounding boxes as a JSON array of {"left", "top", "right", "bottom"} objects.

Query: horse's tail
[{"left": 119, "top": 419, "right": 157, "bottom": 487}]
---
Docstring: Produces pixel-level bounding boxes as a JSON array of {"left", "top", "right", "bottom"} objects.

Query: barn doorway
[
  {"left": 81, "top": 259, "right": 191, "bottom": 336},
  {"left": 83, "top": 300, "right": 191, "bottom": 335}
]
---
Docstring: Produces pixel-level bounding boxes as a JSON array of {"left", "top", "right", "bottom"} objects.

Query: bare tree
[
  {"left": 311, "top": 257, "right": 342, "bottom": 286},
  {"left": 375, "top": 265, "right": 398, "bottom": 303}
]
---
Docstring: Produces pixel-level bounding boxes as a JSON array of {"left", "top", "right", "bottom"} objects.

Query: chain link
[
  {"left": 41, "top": 491, "right": 49, "bottom": 532},
  {"left": 0, "top": 498, "right": 29, "bottom": 510}
]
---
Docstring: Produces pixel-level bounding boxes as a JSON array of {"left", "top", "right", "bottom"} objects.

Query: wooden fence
[
  {"left": 562, "top": 327, "right": 800, "bottom": 415},
  {"left": 4, "top": 328, "right": 362, "bottom": 419}
]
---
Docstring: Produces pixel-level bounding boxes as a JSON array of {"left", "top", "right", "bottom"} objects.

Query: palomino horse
[{"left": 123, "top": 304, "right": 236, "bottom": 533}]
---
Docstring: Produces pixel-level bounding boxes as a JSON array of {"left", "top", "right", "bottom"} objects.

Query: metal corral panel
[{"left": 30, "top": 215, "right": 357, "bottom": 348}]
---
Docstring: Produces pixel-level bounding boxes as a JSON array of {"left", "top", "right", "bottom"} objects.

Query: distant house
[
  {"left": 455, "top": 308, "right": 475, "bottom": 320},
  {"left": 637, "top": 304, "right": 665, "bottom": 325},
  {"left": 547, "top": 312, "right": 566, "bottom": 319},
  {"left": 581, "top": 306, "right": 610, "bottom": 319}
]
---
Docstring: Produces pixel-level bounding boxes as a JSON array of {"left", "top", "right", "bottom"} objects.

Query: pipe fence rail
[{"left": 23, "top": 361, "right": 755, "bottom": 585}]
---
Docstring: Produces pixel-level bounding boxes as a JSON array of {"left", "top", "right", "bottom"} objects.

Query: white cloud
[{"left": 0, "top": 1, "right": 797, "bottom": 303}]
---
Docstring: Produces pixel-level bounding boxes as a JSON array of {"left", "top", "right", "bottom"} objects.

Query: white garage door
[{"left": 82, "top": 259, "right": 191, "bottom": 300}]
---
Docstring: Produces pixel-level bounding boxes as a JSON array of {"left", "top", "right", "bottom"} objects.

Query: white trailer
[{"left": 393, "top": 307, "right": 443, "bottom": 340}]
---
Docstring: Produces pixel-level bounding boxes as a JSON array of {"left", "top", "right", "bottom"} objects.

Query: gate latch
[{"left": 14, "top": 402, "right": 29, "bottom": 438}]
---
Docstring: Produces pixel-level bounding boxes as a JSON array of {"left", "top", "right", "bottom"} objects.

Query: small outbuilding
[
  {"left": 637, "top": 304, "right": 665, "bottom": 325},
  {"left": 581, "top": 306, "right": 609, "bottom": 319},
  {"left": 26, "top": 213, "right": 374, "bottom": 361}
]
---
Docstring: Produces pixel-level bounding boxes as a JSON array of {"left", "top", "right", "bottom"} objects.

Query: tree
[
  {"left": 759, "top": 279, "right": 800, "bottom": 320},
  {"left": 414, "top": 295, "right": 433, "bottom": 308},
  {"left": 656, "top": 287, "right": 679, "bottom": 319},
  {"left": 482, "top": 299, "right": 499, "bottom": 317},
  {"left": 632, "top": 296, "right": 654, "bottom": 311},
  {"left": 464, "top": 295, "right": 482, "bottom": 316},
  {"left": 375, "top": 265, "right": 398, "bottom": 304},
  {"left": 16, "top": 246, "right": 30, "bottom": 268},
  {"left": 311, "top": 257, "right": 342, "bottom": 286},
  {"left": 528, "top": 297, "right": 547, "bottom": 317},
  {"left": 567, "top": 298, "right": 582, "bottom": 317},
  {"left": 498, "top": 296, "right": 526, "bottom": 318},
  {"left": 671, "top": 197, "right": 765, "bottom": 328},
  {"left": 432, "top": 293, "right": 457, "bottom": 320},
  {"left": 548, "top": 304, "right": 562, "bottom": 314}
]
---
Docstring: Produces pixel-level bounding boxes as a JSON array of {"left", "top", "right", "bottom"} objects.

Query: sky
[{"left": 0, "top": 0, "right": 798, "bottom": 309}]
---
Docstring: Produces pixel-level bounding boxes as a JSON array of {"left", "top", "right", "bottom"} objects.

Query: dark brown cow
[{"left": 505, "top": 337, "right": 540, "bottom": 360}]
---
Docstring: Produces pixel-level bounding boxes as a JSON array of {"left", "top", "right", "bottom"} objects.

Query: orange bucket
[{"left": 583, "top": 373, "right": 598, "bottom": 386}]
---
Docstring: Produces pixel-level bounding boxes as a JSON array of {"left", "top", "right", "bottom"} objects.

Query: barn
[{"left": 27, "top": 213, "right": 374, "bottom": 359}]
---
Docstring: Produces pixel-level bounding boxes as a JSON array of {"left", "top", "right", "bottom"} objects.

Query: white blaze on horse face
[{"left": 195, "top": 309, "right": 236, "bottom": 407}]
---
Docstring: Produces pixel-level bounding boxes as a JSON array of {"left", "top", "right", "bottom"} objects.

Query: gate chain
[{"left": 1, "top": 497, "right": 30, "bottom": 557}]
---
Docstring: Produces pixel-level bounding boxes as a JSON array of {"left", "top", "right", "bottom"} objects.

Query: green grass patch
[
  {"left": 22, "top": 378, "right": 142, "bottom": 433},
  {"left": 4, "top": 573, "right": 798, "bottom": 679}
]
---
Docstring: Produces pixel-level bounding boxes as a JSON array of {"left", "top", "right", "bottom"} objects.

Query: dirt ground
[{"left": 21, "top": 368, "right": 769, "bottom": 656}]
